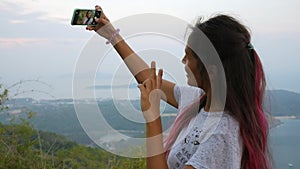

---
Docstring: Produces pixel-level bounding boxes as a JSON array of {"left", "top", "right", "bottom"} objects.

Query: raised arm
[
  {"left": 87, "top": 5, "right": 178, "bottom": 108},
  {"left": 112, "top": 34, "right": 178, "bottom": 108}
]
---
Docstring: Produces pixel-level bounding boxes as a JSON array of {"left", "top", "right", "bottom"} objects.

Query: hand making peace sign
[{"left": 138, "top": 61, "right": 166, "bottom": 123}]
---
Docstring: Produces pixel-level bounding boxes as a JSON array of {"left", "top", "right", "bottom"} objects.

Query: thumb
[
  {"left": 94, "top": 17, "right": 109, "bottom": 25},
  {"left": 137, "top": 84, "right": 146, "bottom": 94},
  {"left": 101, "top": 18, "right": 110, "bottom": 25}
]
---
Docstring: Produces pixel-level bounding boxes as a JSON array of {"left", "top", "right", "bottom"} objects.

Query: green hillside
[
  {"left": 0, "top": 122, "right": 146, "bottom": 169},
  {"left": 1, "top": 99, "right": 177, "bottom": 145},
  {"left": 1, "top": 84, "right": 147, "bottom": 168}
]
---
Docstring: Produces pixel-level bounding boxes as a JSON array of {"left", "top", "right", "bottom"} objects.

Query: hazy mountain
[
  {"left": 265, "top": 90, "right": 300, "bottom": 117},
  {"left": 1, "top": 89, "right": 299, "bottom": 145},
  {"left": 1, "top": 98, "right": 176, "bottom": 145}
]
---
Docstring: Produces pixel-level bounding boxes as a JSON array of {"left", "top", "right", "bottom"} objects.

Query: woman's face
[
  {"left": 87, "top": 11, "right": 92, "bottom": 18},
  {"left": 182, "top": 46, "right": 202, "bottom": 87}
]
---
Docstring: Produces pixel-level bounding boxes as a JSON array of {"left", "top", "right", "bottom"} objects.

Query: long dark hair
[{"left": 164, "top": 15, "right": 271, "bottom": 169}]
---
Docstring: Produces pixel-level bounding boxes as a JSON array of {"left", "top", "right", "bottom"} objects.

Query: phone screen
[{"left": 71, "top": 9, "right": 101, "bottom": 26}]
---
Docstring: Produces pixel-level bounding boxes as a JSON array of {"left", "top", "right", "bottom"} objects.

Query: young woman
[
  {"left": 86, "top": 5, "right": 271, "bottom": 169},
  {"left": 82, "top": 10, "right": 93, "bottom": 25}
]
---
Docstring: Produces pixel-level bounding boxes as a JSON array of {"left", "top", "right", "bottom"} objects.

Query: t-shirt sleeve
[
  {"left": 185, "top": 133, "right": 240, "bottom": 169},
  {"left": 174, "top": 85, "right": 203, "bottom": 110}
]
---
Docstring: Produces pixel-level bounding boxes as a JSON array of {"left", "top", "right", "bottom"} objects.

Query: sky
[{"left": 0, "top": 0, "right": 300, "bottom": 99}]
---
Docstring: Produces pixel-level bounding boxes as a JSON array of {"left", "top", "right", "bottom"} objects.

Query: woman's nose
[{"left": 182, "top": 55, "right": 186, "bottom": 64}]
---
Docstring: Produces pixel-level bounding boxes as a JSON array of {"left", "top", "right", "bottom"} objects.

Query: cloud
[
  {"left": 1, "top": 0, "right": 299, "bottom": 33},
  {"left": 1, "top": 0, "right": 300, "bottom": 98},
  {"left": 0, "top": 38, "right": 47, "bottom": 48},
  {"left": 0, "top": 37, "right": 88, "bottom": 49},
  {"left": 0, "top": 0, "right": 86, "bottom": 24},
  {"left": 9, "top": 19, "right": 27, "bottom": 24}
]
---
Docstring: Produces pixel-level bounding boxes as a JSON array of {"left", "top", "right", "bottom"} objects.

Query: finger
[
  {"left": 94, "top": 16, "right": 109, "bottom": 26},
  {"left": 137, "top": 84, "right": 146, "bottom": 94},
  {"left": 95, "top": 5, "right": 108, "bottom": 21},
  {"left": 94, "top": 17, "right": 100, "bottom": 23},
  {"left": 151, "top": 79, "right": 155, "bottom": 90},
  {"left": 86, "top": 26, "right": 95, "bottom": 31},
  {"left": 143, "top": 79, "right": 153, "bottom": 92},
  {"left": 151, "top": 61, "right": 156, "bottom": 86},
  {"left": 95, "top": 5, "right": 102, "bottom": 10},
  {"left": 157, "top": 69, "right": 163, "bottom": 89}
]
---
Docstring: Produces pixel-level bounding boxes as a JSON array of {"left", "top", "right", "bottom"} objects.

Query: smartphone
[{"left": 71, "top": 9, "right": 101, "bottom": 26}]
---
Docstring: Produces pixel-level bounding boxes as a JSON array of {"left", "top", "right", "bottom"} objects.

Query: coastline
[
  {"left": 270, "top": 116, "right": 300, "bottom": 129},
  {"left": 273, "top": 116, "right": 298, "bottom": 120}
]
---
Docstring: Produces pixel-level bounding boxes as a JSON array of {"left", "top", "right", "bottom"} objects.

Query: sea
[
  {"left": 270, "top": 119, "right": 300, "bottom": 169},
  {"left": 97, "top": 118, "right": 300, "bottom": 168}
]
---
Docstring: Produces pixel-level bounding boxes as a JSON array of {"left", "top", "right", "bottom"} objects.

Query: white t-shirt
[{"left": 167, "top": 85, "right": 242, "bottom": 169}]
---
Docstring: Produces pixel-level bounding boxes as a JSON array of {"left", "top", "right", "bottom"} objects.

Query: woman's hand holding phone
[{"left": 86, "top": 5, "right": 120, "bottom": 43}]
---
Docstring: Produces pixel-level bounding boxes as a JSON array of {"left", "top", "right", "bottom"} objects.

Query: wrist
[
  {"left": 143, "top": 108, "right": 160, "bottom": 123},
  {"left": 106, "top": 28, "right": 120, "bottom": 45},
  {"left": 146, "top": 116, "right": 161, "bottom": 125},
  {"left": 146, "top": 117, "right": 162, "bottom": 137},
  {"left": 111, "top": 34, "right": 123, "bottom": 46}
]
